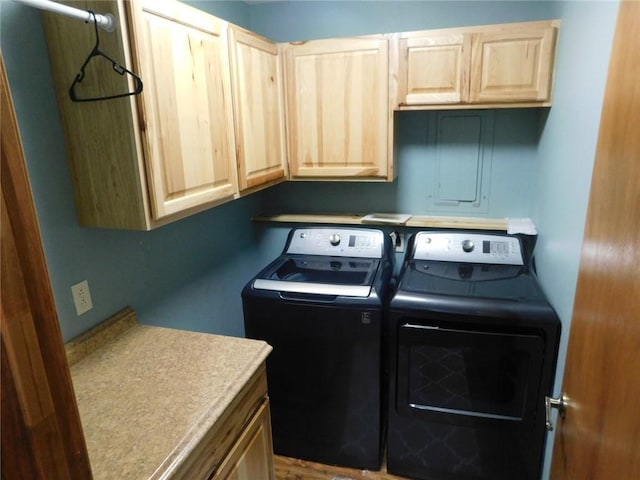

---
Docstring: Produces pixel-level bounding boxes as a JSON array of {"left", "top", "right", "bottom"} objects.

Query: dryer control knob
[
  {"left": 462, "top": 239, "right": 475, "bottom": 252},
  {"left": 329, "top": 233, "right": 341, "bottom": 246}
]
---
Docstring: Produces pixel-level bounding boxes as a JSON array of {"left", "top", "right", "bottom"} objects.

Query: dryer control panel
[
  {"left": 285, "top": 228, "right": 384, "bottom": 258},
  {"left": 413, "top": 232, "right": 524, "bottom": 265}
]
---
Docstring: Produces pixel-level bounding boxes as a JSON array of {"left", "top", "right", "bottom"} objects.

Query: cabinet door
[
  {"left": 42, "top": 0, "right": 154, "bottom": 230},
  {"left": 284, "top": 37, "right": 390, "bottom": 179},
  {"left": 469, "top": 24, "right": 558, "bottom": 103},
  {"left": 212, "top": 400, "right": 275, "bottom": 480},
  {"left": 398, "top": 32, "right": 471, "bottom": 105},
  {"left": 131, "top": 0, "right": 237, "bottom": 219},
  {"left": 229, "top": 27, "right": 288, "bottom": 192}
]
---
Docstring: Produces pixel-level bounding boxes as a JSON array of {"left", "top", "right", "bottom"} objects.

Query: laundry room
[{"left": 2, "top": 1, "right": 635, "bottom": 480}]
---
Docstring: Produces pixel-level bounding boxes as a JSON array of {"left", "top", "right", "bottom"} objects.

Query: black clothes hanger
[{"left": 69, "top": 11, "right": 143, "bottom": 102}]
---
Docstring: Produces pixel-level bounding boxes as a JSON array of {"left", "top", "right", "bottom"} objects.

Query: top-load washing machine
[
  {"left": 242, "top": 227, "right": 393, "bottom": 470},
  {"left": 387, "top": 231, "right": 561, "bottom": 480}
]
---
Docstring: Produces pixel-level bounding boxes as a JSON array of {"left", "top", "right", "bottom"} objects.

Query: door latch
[{"left": 545, "top": 393, "right": 567, "bottom": 431}]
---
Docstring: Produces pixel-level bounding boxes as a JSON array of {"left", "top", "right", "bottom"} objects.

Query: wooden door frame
[{"left": 1, "top": 54, "right": 91, "bottom": 479}]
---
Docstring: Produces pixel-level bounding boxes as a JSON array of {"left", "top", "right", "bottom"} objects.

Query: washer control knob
[
  {"left": 462, "top": 239, "right": 475, "bottom": 253},
  {"left": 329, "top": 233, "right": 341, "bottom": 246}
]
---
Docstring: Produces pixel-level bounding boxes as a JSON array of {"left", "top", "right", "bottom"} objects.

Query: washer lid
[{"left": 253, "top": 256, "right": 380, "bottom": 297}]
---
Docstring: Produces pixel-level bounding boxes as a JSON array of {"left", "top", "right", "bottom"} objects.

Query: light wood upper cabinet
[
  {"left": 283, "top": 36, "right": 393, "bottom": 180},
  {"left": 398, "top": 32, "right": 471, "bottom": 105},
  {"left": 129, "top": 0, "right": 238, "bottom": 219},
  {"left": 469, "top": 23, "right": 557, "bottom": 103},
  {"left": 396, "top": 20, "right": 559, "bottom": 109},
  {"left": 42, "top": 0, "right": 237, "bottom": 230},
  {"left": 42, "top": 4, "right": 561, "bottom": 229},
  {"left": 229, "top": 27, "right": 288, "bottom": 193}
]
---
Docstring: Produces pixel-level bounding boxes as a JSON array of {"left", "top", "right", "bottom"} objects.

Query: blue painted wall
[
  {"left": 531, "top": 2, "right": 619, "bottom": 478},
  {"left": 247, "top": 0, "right": 553, "bottom": 41},
  {"left": 535, "top": 1, "right": 619, "bottom": 388}
]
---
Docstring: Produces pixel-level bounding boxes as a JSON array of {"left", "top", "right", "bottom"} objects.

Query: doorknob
[{"left": 545, "top": 393, "right": 568, "bottom": 431}]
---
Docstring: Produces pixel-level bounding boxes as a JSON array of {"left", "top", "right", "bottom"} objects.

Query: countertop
[{"left": 66, "top": 307, "right": 272, "bottom": 480}]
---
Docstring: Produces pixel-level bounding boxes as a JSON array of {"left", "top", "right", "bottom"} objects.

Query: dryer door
[{"left": 396, "top": 321, "right": 545, "bottom": 427}]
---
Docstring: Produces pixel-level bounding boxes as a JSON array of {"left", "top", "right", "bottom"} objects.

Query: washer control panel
[
  {"left": 413, "top": 232, "right": 524, "bottom": 265},
  {"left": 286, "top": 228, "right": 384, "bottom": 258}
]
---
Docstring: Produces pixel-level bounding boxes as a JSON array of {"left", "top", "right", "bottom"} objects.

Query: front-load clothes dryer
[
  {"left": 387, "top": 231, "right": 560, "bottom": 480},
  {"left": 242, "top": 227, "right": 393, "bottom": 470}
]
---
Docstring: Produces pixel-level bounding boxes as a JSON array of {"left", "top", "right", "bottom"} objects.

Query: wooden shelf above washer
[{"left": 252, "top": 213, "right": 509, "bottom": 231}]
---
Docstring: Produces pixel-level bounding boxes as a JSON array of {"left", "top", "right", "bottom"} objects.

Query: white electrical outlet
[{"left": 71, "top": 280, "right": 93, "bottom": 316}]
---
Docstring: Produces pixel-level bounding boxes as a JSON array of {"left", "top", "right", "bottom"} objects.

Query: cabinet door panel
[
  {"left": 399, "top": 33, "right": 471, "bottom": 105},
  {"left": 285, "top": 38, "right": 389, "bottom": 179},
  {"left": 212, "top": 400, "right": 274, "bottom": 480},
  {"left": 136, "top": 2, "right": 237, "bottom": 219},
  {"left": 230, "top": 28, "right": 287, "bottom": 192},
  {"left": 470, "top": 25, "right": 557, "bottom": 103},
  {"left": 394, "top": 21, "right": 558, "bottom": 109},
  {"left": 42, "top": 0, "right": 151, "bottom": 229}
]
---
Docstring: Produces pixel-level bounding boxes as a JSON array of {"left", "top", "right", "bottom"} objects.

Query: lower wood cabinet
[
  {"left": 212, "top": 399, "right": 275, "bottom": 480},
  {"left": 171, "top": 366, "right": 274, "bottom": 480}
]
